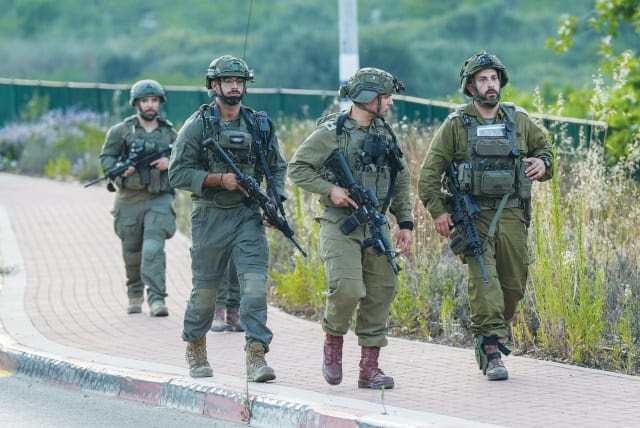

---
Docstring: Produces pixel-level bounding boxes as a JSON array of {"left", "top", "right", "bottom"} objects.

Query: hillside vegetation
[{"left": 1, "top": 0, "right": 634, "bottom": 102}]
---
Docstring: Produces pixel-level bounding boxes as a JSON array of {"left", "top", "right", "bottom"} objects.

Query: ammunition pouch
[{"left": 516, "top": 160, "right": 532, "bottom": 200}]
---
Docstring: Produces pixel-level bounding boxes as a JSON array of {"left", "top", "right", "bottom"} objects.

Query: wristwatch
[{"left": 541, "top": 157, "right": 552, "bottom": 170}]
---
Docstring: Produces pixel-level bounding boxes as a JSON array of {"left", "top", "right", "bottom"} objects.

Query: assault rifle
[
  {"left": 324, "top": 151, "right": 400, "bottom": 275},
  {"left": 444, "top": 162, "right": 489, "bottom": 283},
  {"left": 202, "top": 137, "right": 307, "bottom": 257},
  {"left": 84, "top": 145, "right": 172, "bottom": 191}
]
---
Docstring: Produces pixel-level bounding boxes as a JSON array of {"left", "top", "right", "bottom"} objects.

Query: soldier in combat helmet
[
  {"left": 288, "top": 67, "right": 413, "bottom": 389},
  {"left": 418, "top": 51, "right": 554, "bottom": 380},
  {"left": 99, "top": 79, "right": 177, "bottom": 317},
  {"left": 169, "top": 55, "right": 287, "bottom": 380}
]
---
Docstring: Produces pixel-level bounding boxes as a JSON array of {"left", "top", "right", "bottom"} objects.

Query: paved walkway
[{"left": 0, "top": 172, "right": 639, "bottom": 427}]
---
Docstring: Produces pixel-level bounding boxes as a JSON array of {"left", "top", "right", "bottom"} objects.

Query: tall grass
[{"left": 3, "top": 94, "right": 638, "bottom": 375}]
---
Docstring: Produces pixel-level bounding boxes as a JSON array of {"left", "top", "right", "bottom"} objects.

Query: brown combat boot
[
  {"left": 185, "top": 337, "right": 213, "bottom": 378},
  {"left": 322, "top": 334, "right": 343, "bottom": 385},
  {"left": 225, "top": 311, "right": 244, "bottom": 332},
  {"left": 358, "top": 346, "right": 394, "bottom": 389},
  {"left": 246, "top": 342, "right": 276, "bottom": 382},
  {"left": 210, "top": 308, "right": 227, "bottom": 332},
  {"left": 483, "top": 344, "right": 508, "bottom": 381}
]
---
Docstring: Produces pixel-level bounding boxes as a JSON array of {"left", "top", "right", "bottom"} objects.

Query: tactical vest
[
  {"left": 317, "top": 112, "right": 402, "bottom": 212},
  {"left": 199, "top": 104, "right": 273, "bottom": 206},
  {"left": 452, "top": 104, "right": 531, "bottom": 209},
  {"left": 118, "top": 115, "right": 173, "bottom": 193}
]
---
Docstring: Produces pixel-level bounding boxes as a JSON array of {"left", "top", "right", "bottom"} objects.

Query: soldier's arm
[
  {"left": 99, "top": 124, "right": 126, "bottom": 171},
  {"left": 265, "top": 131, "right": 288, "bottom": 197},
  {"left": 288, "top": 128, "right": 336, "bottom": 197},
  {"left": 522, "top": 115, "right": 554, "bottom": 181},
  {"left": 168, "top": 117, "right": 210, "bottom": 195},
  {"left": 389, "top": 155, "right": 414, "bottom": 229},
  {"left": 418, "top": 119, "right": 456, "bottom": 220}
]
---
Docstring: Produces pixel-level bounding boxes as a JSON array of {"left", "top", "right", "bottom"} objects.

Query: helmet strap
[
  {"left": 354, "top": 95, "right": 384, "bottom": 118},
  {"left": 213, "top": 78, "right": 244, "bottom": 105}
]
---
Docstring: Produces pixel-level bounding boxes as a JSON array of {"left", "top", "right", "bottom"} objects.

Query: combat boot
[
  {"left": 322, "top": 334, "right": 343, "bottom": 385},
  {"left": 358, "top": 346, "right": 394, "bottom": 389},
  {"left": 246, "top": 342, "right": 276, "bottom": 382},
  {"left": 484, "top": 344, "right": 508, "bottom": 381},
  {"left": 149, "top": 300, "right": 168, "bottom": 317},
  {"left": 127, "top": 296, "right": 143, "bottom": 314},
  {"left": 225, "top": 311, "right": 244, "bottom": 332},
  {"left": 210, "top": 308, "right": 227, "bottom": 332},
  {"left": 185, "top": 337, "right": 213, "bottom": 378}
]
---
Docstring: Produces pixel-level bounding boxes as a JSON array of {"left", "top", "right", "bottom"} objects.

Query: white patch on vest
[{"left": 476, "top": 124, "right": 506, "bottom": 137}]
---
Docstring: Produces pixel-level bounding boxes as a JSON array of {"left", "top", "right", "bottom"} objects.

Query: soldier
[
  {"left": 210, "top": 261, "right": 243, "bottom": 332},
  {"left": 99, "top": 79, "right": 177, "bottom": 317},
  {"left": 418, "top": 51, "right": 554, "bottom": 380},
  {"left": 169, "top": 55, "right": 287, "bottom": 380},
  {"left": 288, "top": 68, "right": 413, "bottom": 389}
]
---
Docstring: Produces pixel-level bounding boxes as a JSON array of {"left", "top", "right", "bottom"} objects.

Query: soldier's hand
[
  {"left": 434, "top": 213, "right": 453, "bottom": 238},
  {"left": 150, "top": 157, "right": 169, "bottom": 171},
  {"left": 523, "top": 157, "right": 545, "bottom": 181},
  {"left": 220, "top": 173, "right": 250, "bottom": 197},
  {"left": 122, "top": 166, "right": 136, "bottom": 177},
  {"left": 396, "top": 229, "right": 412, "bottom": 255},
  {"left": 329, "top": 185, "right": 358, "bottom": 209}
]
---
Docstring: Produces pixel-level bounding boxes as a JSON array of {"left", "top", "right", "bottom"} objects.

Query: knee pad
[
  {"left": 142, "top": 238, "right": 163, "bottom": 262},
  {"left": 239, "top": 272, "right": 267, "bottom": 298}
]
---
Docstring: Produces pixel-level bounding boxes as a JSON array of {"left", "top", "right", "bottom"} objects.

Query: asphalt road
[{"left": 0, "top": 369, "right": 242, "bottom": 428}]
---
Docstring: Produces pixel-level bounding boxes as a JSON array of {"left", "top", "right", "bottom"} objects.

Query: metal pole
[{"left": 338, "top": 0, "right": 359, "bottom": 111}]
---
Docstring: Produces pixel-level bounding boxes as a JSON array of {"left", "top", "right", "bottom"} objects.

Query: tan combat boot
[
  {"left": 225, "top": 311, "right": 244, "bottom": 332},
  {"left": 322, "top": 334, "right": 343, "bottom": 385},
  {"left": 185, "top": 337, "right": 213, "bottom": 378},
  {"left": 149, "top": 300, "right": 168, "bottom": 317},
  {"left": 484, "top": 344, "right": 508, "bottom": 381},
  {"left": 246, "top": 342, "right": 275, "bottom": 382},
  {"left": 358, "top": 346, "right": 394, "bottom": 389},
  {"left": 210, "top": 308, "right": 227, "bottom": 332},
  {"left": 127, "top": 296, "right": 144, "bottom": 314}
]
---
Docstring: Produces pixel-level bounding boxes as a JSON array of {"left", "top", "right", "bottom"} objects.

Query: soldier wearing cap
[
  {"left": 288, "top": 67, "right": 413, "bottom": 390},
  {"left": 169, "top": 55, "right": 287, "bottom": 381},
  {"left": 99, "top": 79, "right": 177, "bottom": 317},
  {"left": 418, "top": 51, "right": 554, "bottom": 380}
]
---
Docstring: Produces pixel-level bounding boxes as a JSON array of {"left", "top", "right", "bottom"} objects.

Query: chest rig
[
  {"left": 199, "top": 104, "right": 271, "bottom": 184},
  {"left": 117, "top": 115, "right": 173, "bottom": 193},
  {"left": 325, "top": 112, "right": 403, "bottom": 214},
  {"left": 453, "top": 104, "right": 531, "bottom": 209}
]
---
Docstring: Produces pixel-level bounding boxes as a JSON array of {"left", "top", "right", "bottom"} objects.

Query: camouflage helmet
[
  {"left": 339, "top": 67, "right": 405, "bottom": 103},
  {"left": 129, "top": 79, "right": 166, "bottom": 106},
  {"left": 205, "top": 55, "right": 254, "bottom": 89},
  {"left": 459, "top": 51, "right": 509, "bottom": 97}
]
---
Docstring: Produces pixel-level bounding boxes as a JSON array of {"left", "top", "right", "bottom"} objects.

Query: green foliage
[
  {"left": 0, "top": 0, "right": 610, "bottom": 100},
  {"left": 547, "top": 0, "right": 640, "bottom": 163},
  {"left": 44, "top": 153, "right": 71, "bottom": 178}
]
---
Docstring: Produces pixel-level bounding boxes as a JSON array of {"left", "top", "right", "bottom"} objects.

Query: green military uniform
[
  {"left": 288, "top": 113, "right": 413, "bottom": 347},
  {"left": 168, "top": 103, "right": 287, "bottom": 347},
  {"left": 418, "top": 101, "right": 553, "bottom": 340},
  {"left": 100, "top": 114, "right": 177, "bottom": 307}
]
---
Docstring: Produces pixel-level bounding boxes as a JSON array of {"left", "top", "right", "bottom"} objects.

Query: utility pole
[{"left": 338, "top": 0, "right": 359, "bottom": 111}]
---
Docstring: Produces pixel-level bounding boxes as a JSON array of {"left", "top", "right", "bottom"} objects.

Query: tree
[{"left": 547, "top": 0, "right": 640, "bottom": 162}]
